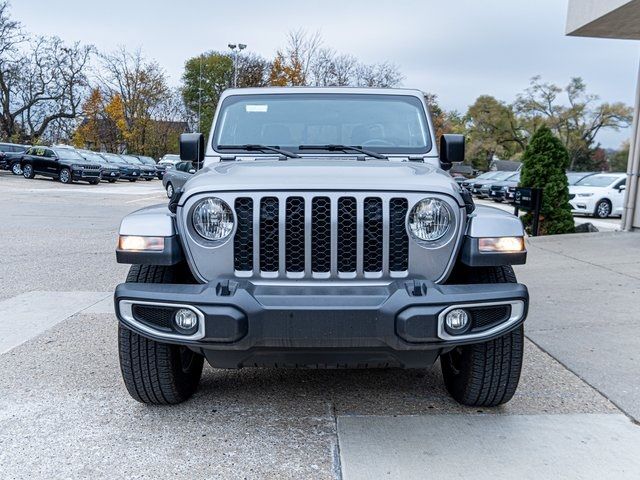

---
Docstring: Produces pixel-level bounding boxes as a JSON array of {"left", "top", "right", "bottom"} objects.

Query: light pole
[
  {"left": 228, "top": 43, "right": 247, "bottom": 88},
  {"left": 197, "top": 53, "right": 203, "bottom": 133}
]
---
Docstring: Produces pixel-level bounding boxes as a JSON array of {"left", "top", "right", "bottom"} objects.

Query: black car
[
  {"left": 0, "top": 142, "right": 28, "bottom": 175},
  {"left": 136, "top": 155, "right": 165, "bottom": 179},
  {"left": 100, "top": 153, "right": 142, "bottom": 181},
  {"left": 21, "top": 146, "right": 102, "bottom": 184},
  {"left": 78, "top": 150, "right": 122, "bottom": 183},
  {"left": 488, "top": 172, "right": 520, "bottom": 203},
  {"left": 120, "top": 154, "right": 156, "bottom": 181}
]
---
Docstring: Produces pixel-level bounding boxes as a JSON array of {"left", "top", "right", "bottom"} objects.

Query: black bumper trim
[{"left": 114, "top": 279, "right": 528, "bottom": 367}]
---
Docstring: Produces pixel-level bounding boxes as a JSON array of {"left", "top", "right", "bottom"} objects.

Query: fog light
[
  {"left": 445, "top": 309, "right": 469, "bottom": 333},
  {"left": 174, "top": 308, "right": 198, "bottom": 334}
]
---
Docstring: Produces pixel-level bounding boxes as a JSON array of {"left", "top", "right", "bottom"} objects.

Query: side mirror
[
  {"left": 439, "top": 134, "right": 465, "bottom": 171},
  {"left": 180, "top": 133, "right": 205, "bottom": 164},
  {"left": 188, "top": 168, "right": 196, "bottom": 174},
  {"left": 619, "top": 184, "right": 626, "bottom": 191}
]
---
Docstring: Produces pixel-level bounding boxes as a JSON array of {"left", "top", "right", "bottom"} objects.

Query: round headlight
[
  {"left": 192, "top": 197, "right": 234, "bottom": 241},
  {"left": 408, "top": 198, "right": 452, "bottom": 242}
]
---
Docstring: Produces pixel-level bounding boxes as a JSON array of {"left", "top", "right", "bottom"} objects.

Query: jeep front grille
[{"left": 233, "top": 194, "right": 410, "bottom": 277}]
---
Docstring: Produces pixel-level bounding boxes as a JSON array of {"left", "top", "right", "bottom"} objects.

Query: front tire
[
  {"left": 129, "top": 179, "right": 137, "bottom": 182},
  {"left": 22, "top": 163, "right": 35, "bottom": 179},
  {"left": 594, "top": 199, "right": 611, "bottom": 218},
  {"left": 59, "top": 168, "right": 72, "bottom": 184},
  {"left": 118, "top": 264, "right": 204, "bottom": 405},
  {"left": 166, "top": 182, "right": 174, "bottom": 198},
  {"left": 11, "top": 162, "right": 22, "bottom": 175},
  {"left": 441, "top": 265, "right": 524, "bottom": 407}
]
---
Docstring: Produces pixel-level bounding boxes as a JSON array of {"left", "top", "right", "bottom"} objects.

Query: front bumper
[
  {"left": 101, "top": 170, "right": 121, "bottom": 180},
  {"left": 72, "top": 169, "right": 101, "bottom": 180},
  {"left": 114, "top": 279, "right": 528, "bottom": 368}
]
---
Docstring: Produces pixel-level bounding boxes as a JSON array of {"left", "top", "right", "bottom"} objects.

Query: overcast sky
[{"left": 12, "top": 0, "right": 640, "bottom": 148}]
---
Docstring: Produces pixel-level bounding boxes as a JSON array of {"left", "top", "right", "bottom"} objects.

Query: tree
[
  {"left": 182, "top": 50, "right": 269, "bottom": 138},
  {"left": 515, "top": 76, "right": 632, "bottom": 171},
  {"left": 425, "top": 93, "right": 464, "bottom": 146},
  {"left": 268, "top": 30, "right": 403, "bottom": 88},
  {"left": 609, "top": 141, "right": 630, "bottom": 172},
  {"left": 100, "top": 47, "right": 170, "bottom": 154},
  {"left": 0, "top": 1, "right": 93, "bottom": 143},
  {"left": 465, "top": 95, "right": 526, "bottom": 170},
  {"left": 519, "top": 126, "right": 575, "bottom": 235}
]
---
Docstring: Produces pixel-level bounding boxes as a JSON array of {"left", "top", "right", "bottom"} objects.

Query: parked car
[
  {"left": 136, "top": 155, "right": 165, "bottom": 179},
  {"left": 162, "top": 160, "right": 196, "bottom": 197},
  {"left": 77, "top": 150, "right": 121, "bottom": 182},
  {"left": 0, "top": 142, "right": 28, "bottom": 175},
  {"left": 569, "top": 173, "right": 626, "bottom": 218},
  {"left": 460, "top": 171, "right": 500, "bottom": 191},
  {"left": 114, "top": 87, "right": 529, "bottom": 408},
  {"left": 567, "top": 171, "right": 596, "bottom": 186},
  {"left": 158, "top": 154, "right": 181, "bottom": 170},
  {"left": 121, "top": 154, "right": 156, "bottom": 181},
  {"left": 100, "top": 153, "right": 142, "bottom": 181},
  {"left": 488, "top": 173, "right": 520, "bottom": 203},
  {"left": 473, "top": 171, "right": 517, "bottom": 198},
  {"left": 21, "top": 146, "right": 101, "bottom": 184}
]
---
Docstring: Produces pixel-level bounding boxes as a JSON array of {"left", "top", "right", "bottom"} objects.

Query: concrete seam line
[
  {"left": 331, "top": 402, "right": 344, "bottom": 480},
  {"left": 525, "top": 334, "right": 639, "bottom": 426}
]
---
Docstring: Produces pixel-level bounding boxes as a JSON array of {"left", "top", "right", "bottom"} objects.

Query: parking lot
[{"left": 1, "top": 171, "right": 639, "bottom": 479}]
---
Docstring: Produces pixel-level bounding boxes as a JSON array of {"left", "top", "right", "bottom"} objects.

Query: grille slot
[
  {"left": 285, "top": 197, "right": 305, "bottom": 272},
  {"left": 389, "top": 198, "right": 409, "bottom": 271},
  {"left": 259, "top": 197, "right": 279, "bottom": 272},
  {"left": 337, "top": 197, "right": 357, "bottom": 272},
  {"left": 233, "top": 194, "right": 416, "bottom": 278},
  {"left": 363, "top": 197, "right": 383, "bottom": 272},
  {"left": 311, "top": 197, "right": 331, "bottom": 273},
  {"left": 234, "top": 198, "right": 253, "bottom": 271}
]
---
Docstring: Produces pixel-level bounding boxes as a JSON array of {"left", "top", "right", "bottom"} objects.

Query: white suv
[{"left": 569, "top": 173, "right": 626, "bottom": 218}]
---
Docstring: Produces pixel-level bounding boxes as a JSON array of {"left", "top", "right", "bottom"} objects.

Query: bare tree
[
  {"left": 0, "top": 1, "right": 92, "bottom": 142},
  {"left": 355, "top": 62, "right": 404, "bottom": 88}
]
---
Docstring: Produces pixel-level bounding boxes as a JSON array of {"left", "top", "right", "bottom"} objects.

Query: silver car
[
  {"left": 161, "top": 160, "right": 196, "bottom": 197},
  {"left": 114, "top": 87, "right": 529, "bottom": 408}
]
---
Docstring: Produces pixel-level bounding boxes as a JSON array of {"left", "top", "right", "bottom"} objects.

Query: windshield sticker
[{"left": 245, "top": 104, "right": 268, "bottom": 113}]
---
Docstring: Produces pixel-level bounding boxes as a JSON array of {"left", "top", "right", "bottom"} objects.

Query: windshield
[
  {"left": 138, "top": 156, "right": 156, "bottom": 165},
  {"left": 567, "top": 172, "right": 593, "bottom": 185},
  {"left": 476, "top": 172, "right": 499, "bottom": 180},
  {"left": 52, "top": 148, "right": 84, "bottom": 161},
  {"left": 102, "top": 153, "right": 126, "bottom": 164},
  {"left": 575, "top": 174, "right": 621, "bottom": 187},
  {"left": 121, "top": 155, "right": 143, "bottom": 165},
  {"left": 79, "top": 151, "right": 105, "bottom": 164},
  {"left": 213, "top": 93, "right": 431, "bottom": 155}
]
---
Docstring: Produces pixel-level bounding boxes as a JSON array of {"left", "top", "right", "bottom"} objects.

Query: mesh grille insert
[
  {"left": 470, "top": 305, "right": 511, "bottom": 331},
  {"left": 131, "top": 305, "right": 174, "bottom": 332},
  {"left": 363, "top": 197, "right": 383, "bottom": 272},
  {"left": 260, "top": 197, "right": 279, "bottom": 272},
  {"left": 389, "top": 198, "right": 409, "bottom": 271},
  {"left": 311, "top": 197, "right": 331, "bottom": 272},
  {"left": 337, "top": 197, "right": 357, "bottom": 272},
  {"left": 285, "top": 197, "right": 305, "bottom": 272},
  {"left": 234, "top": 198, "right": 253, "bottom": 271}
]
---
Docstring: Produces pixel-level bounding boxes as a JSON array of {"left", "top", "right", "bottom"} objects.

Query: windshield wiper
[
  {"left": 298, "top": 144, "right": 387, "bottom": 160},
  {"left": 217, "top": 144, "right": 300, "bottom": 159}
]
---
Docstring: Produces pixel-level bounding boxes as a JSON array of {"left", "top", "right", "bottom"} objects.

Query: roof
[{"left": 220, "top": 86, "right": 425, "bottom": 97}]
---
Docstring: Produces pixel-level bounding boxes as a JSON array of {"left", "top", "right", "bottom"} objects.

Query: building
[{"left": 566, "top": 0, "right": 640, "bottom": 230}]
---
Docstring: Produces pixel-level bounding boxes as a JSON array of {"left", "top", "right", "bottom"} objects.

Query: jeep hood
[{"left": 182, "top": 158, "right": 461, "bottom": 200}]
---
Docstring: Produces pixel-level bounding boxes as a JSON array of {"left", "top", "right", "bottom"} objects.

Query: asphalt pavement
[{"left": 0, "top": 171, "right": 638, "bottom": 479}]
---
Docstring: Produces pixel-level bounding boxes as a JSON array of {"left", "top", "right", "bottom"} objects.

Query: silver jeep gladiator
[{"left": 114, "top": 87, "right": 528, "bottom": 406}]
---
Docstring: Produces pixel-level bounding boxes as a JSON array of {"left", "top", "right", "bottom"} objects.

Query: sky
[{"left": 11, "top": 0, "right": 640, "bottom": 148}]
